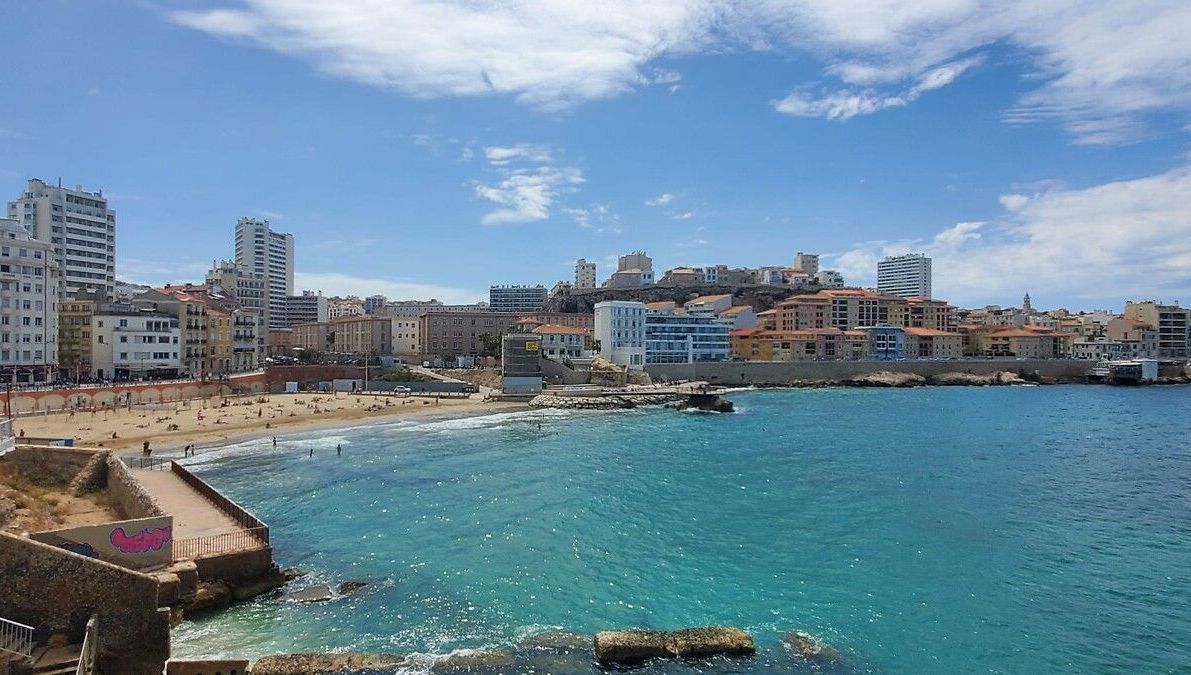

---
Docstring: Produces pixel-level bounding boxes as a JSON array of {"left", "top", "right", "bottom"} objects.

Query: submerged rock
[
  {"left": 782, "top": 631, "right": 841, "bottom": 664},
  {"left": 338, "top": 580, "right": 370, "bottom": 594},
  {"left": 518, "top": 631, "right": 591, "bottom": 652},
  {"left": 594, "top": 627, "right": 755, "bottom": 665},
  {"left": 430, "top": 648, "right": 515, "bottom": 673},
  {"left": 284, "top": 584, "right": 334, "bottom": 603},
  {"left": 251, "top": 652, "right": 404, "bottom": 675}
]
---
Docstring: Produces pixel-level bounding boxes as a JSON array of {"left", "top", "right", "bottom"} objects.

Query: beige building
[
  {"left": 903, "top": 327, "right": 964, "bottom": 359},
  {"left": 975, "top": 327, "right": 1073, "bottom": 358},
  {"left": 420, "top": 311, "right": 522, "bottom": 358},
  {"left": 59, "top": 297, "right": 95, "bottom": 380},
  {"left": 1105, "top": 317, "right": 1159, "bottom": 358},
  {"left": 1123, "top": 301, "right": 1189, "bottom": 358},
  {"left": 293, "top": 322, "right": 333, "bottom": 353},
  {"left": 333, "top": 316, "right": 392, "bottom": 355}
]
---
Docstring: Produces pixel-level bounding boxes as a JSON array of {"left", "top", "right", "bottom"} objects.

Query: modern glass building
[{"left": 644, "top": 311, "right": 730, "bottom": 364}]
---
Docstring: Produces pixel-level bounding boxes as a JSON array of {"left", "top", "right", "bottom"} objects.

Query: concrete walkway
[{"left": 131, "top": 469, "right": 243, "bottom": 539}]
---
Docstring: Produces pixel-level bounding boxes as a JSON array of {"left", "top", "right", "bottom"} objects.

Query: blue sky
[{"left": 2, "top": 1, "right": 1190, "bottom": 310}]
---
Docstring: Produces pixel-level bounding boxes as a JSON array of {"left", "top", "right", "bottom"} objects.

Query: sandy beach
[{"left": 11, "top": 392, "right": 524, "bottom": 453}]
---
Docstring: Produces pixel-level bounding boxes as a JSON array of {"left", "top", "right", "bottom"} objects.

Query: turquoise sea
[{"left": 171, "top": 386, "right": 1191, "bottom": 673}]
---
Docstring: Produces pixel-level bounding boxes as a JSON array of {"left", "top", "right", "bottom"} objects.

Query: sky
[{"left": 2, "top": 1, "right": 1190, "bottom": 311}]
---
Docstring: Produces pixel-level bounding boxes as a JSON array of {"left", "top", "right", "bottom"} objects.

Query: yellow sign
[{"left": 525, "top": 340, "right": 540, "bottom": 352}]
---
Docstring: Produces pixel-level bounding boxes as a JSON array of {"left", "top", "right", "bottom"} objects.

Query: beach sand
[{"left": 11, "top": 392, "right": 524, "bottom": 453}]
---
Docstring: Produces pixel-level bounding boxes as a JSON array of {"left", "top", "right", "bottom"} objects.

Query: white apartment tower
[
  {"left": 575, "top": 258, "right": 597, "bottom": 289},
  {"left": 594, "top": 300, "right": 646, "bottom": 369},
  {"left": 7, "top": 178, "right": 115, "bottom": 300},
  {"left": 0, "top": 218, "right": 60, "bottom": 382},
  {"left": 793, "top": 252, "right": 820, "bottom": 276},
  {"left": 234, "top": 217, "right": 294, "bottom": 329},
  {"left": 877, "top": 253, "right": 932, "bottom": 298}
]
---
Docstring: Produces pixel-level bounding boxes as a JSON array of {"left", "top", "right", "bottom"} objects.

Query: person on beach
[
  {"left": 272, "top": 437, "right": 277, "bottom": 447},
  {"left": 337, "top": 443, "right": 342, "bottom": 456},
  {"left": 309, "top": 448, "right": 313, "bottom": 458},
  {"left": 142, "top": 440, "right": 151, "bottom": 456}
]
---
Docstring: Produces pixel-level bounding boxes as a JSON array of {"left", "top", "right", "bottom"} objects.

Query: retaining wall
[
  {"left": 105, "top": 455, "right": 165, "bottom": 520},
  {"left": 192, "top": 547, "right": 274, "bottom": 584},
  {"left": 0, "top": 532, "right": 170, "bottom": 675},
  {"left": 646, "top": 359, "right": 1100, "bottom": 386}
]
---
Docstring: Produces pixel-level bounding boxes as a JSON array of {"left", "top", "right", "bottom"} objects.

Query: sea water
[{"left": 171, "top": 386, "right": 1191, "bottom": 672}]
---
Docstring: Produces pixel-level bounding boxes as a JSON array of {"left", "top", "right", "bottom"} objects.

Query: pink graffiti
[{"left": 109, "top": 526, "right": 172, "bottom": 554}]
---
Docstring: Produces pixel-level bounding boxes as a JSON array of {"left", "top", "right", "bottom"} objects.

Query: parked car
[{"left": 460, "top": 384, "right": 479, "bottom": 393}]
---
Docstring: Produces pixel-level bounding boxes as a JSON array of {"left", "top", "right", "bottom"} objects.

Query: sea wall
[
  {"left": 1, "top": 445, "right": 100, "bottom": 485},
  {"left": 30, "top": 516, "right": 174, "bottom": 570},
  {"left": 0, "top": 532, "right": 170, "bottom": 675},
  {"left": 192, "top": 547, "right": 274, "bottom": 584},
  {"left": 647, "top": 359, "right": 1099, "bottom": 386}
]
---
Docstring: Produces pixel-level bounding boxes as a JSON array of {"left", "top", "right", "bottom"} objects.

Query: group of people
[{"left": 272, "top": 436, "right": 343, "bottom": 458}]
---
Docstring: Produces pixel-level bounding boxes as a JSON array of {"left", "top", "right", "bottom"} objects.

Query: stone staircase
[{"left": 28, "top": 644, "right": 82, "bottom": 675}]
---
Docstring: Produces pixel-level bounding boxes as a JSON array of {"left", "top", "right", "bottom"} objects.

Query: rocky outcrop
[
  {"left": 927, "top": 370, "right": 1026, "bottom": 386},
  {"left": 593, "top": 627, "right": 755, "bottom": 665},
  {"left": 284, "top": 584, "right": 334, "bottom": 603},
  {"left": 782, "top": 631, "right": 841, "bottom": 664},
  {"left": 842, "top": 371, "right": 927, "bottom": 387},
  {"left": 430, "top": 648, "right": 515, "bottom": 673},
  {"left": 337, "top": 580, "right": 369, "bottom": 594},
  {"left": 529, "top": 393, "right": 680, "bottom": 409},
  {"left": 672, "top": 394, "right": 734, "bottom": 413},
  {"left": 250, "top": 653, "right": 404, "bottom": 675}
]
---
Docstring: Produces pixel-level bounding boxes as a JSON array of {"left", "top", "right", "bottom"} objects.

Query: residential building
[
  {"left": 606, "top": 251, "right": 654, "bottom": 288},
  {"left": 644, "top": 305, "right": 731, "bottom": 364},
  {"left": 815, "top": 269, "right": 845, "bottom": 288},
  {"left": 364, "top": 294, "right": 388, "bottom": 314},
  {"left": 792, "top": 252, "right": 820, "bottom": 276},
  {"left": 112, "top": 280, "right": 150, "bottom": 302},
  {"left": 1123, "top": 301, "right": 1190, "bottom": 358},
  {"left": 730, "top": 328, "right": 847, "bottom": 361},
  {"left": 206, "top": 260, "right": 268, "bottom": 358},
  {"left": 132, "top": 287, "right": 208, "bottom": 379},
  {"left": 333, "top": 315, "right": 392, "bottom": 355},
  {"left": 7, "top": 178, "right": 115, "bottom": 300},
  {"left": 229, "top": 307, "right": 258, "bottom": 372},
  {"left": 1072, "top": 337, "right": 1130, "bottom": 361},
  {"left": 419, "top": 311, "right": 522, "bottom": 359},
  {"left": 906, "top": 297, "right": 956, "bottom": 331},
  {"left": 531, "top": 324, "right": 590, "bottom": 360},
  {"left": 489, "top": 285, "right": 547, "bottom": 313},
  {"left": 903, "top": 327, "right": 964, "bottom": 359},
  {"left": 594, "top": 300, "right": 646, "bottom": 369},
  {"left": 515, "top": 312, "right": 594, "bottom": 330},
  {"left": 575, "top": 258, "right": 597, "bottom": 289},
  {"left": 59, "top": 296, "right": 96, "bottom": 380},
  {"left": 0, "top": 218, "right": 60, "bottom": 382},
  {"left": 205, "top": 306, "right": 233, "bottom": 376},
  {"left": 375, "top": 300, "right": 490, "bottom": 319},
  {"left": 1105, "top": 317, "right": 1159, "bottom": 358},
  {"left": 328, "top": 296, "right": 364, "bottom": 320},
  {"left": 391, "top": 318, "right": 421, "bottom": 356},
  {"left": 90, "top": 305, "right": 180, "bottom": 380},
  {"left": 285, "top": 290, "right": 329, "bottom": 326},
  {"left": 293, "top": 322, "right": 333, "bottom": 352},
  {"left": 973, "top": 327, "right": 1074, "bottom": 358},
  {"left": 549, "top": 281, "right": 573, "bottom": 299},
  {"left": 267, "top": 328, "right": 295, "bottom": 356},
  {"left": 683, "top": 294, "right": 733, "bottom": 315},
  {"left": 717, "top": 305, "right": 757, "bottom": 329},
  {"left": 877, "top": 253, "right": 932, "bottom": 298},
  {"left": 857, "top": 324, "right": 906, "bottom": 360},
  {"left": 755, "top": 309, "right": 777, "bottom": 330},
  {"left": 234, "top": 217, "right": 294, "bottom": 329}
]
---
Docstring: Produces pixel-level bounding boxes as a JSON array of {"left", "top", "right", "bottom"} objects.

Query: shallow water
[{"left": 171, "top": 386, "right": 1191, "bottom": 673}]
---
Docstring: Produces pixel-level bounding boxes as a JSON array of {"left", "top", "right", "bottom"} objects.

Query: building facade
[
  {"left": 644, "top": 308, "right": 730, "bottom": 364},
  {"left": 206, "top": 260, "right": 268, "bottom": 359},
  {"left": 489, "top": 285, "right": 547, "bottom": 313},
  {"left": 332, "top": 316, "right": 393, "bottom": 355},
  {"left": 328, "top": 296, "right": 364, "bottom": 320},
  {"left": 0, "top": 218, "right": 60, "bottom": 382},
  {"left": 419, "top": 311, "right": 522, "bottom": 359},
  {"left": 575, "top": 258, "right": 597, "bottom": 289},
  {"left": 234, "top": 217, "right": 294, "bottom": 329},
  {"left": 531, "top": 324, "right": 590, "bottom": 360},
  {"left": 1123, "top": 301, "right": 1189, "bottom": 358},
  {"left": 59, "top": 296, "right": 95, "bottom": 380},
  {"left": 877, "top": 253, "right": 932, "bottom": 298},
  {"left": 594, "top": 300, "right": 646, "bottom": 369},
  {"left": 285, "top": 290, "right": 329, "bottom": 326},
  {"left": 7, "top": 179, "right": 115, "bottom": 300},
  {"left": 91, "top": 306, "right": 180, "bottom": 380},
  {"left": 793, "top": 252, "right": 820, "bottom": 276}
]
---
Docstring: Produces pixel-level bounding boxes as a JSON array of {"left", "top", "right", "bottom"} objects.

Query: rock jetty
[
  {"left": 782, "top": 630, "right": 842, "bottom": 664},
  {"left": 251, "top": 652, "right": 405, "bottom": 674},
  {"left": 529, "top": 393, "right": 680, "bottom": 409},
  {"left": 927, "top": 370, "right": 1027, "bottom": 386},
  {"left": 593, "top": 627, "right": 755, "bottom": 665}
]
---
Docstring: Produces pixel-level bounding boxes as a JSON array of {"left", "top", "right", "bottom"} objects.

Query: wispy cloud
[
  {"left": 645, "top": 192, "right": 675, "bottom": 207},
  {"left": 474, "top": 144, "right": 584, "bottom": 224},
  {"left": 676, "top": 238, "right": 709, "bottom": 248},
  {"left": 564, "top": 204, "right": 621, "bottom": 233},
  {"left": 830, "top": 164, "right": 1191, "bottom": 306},
  {"left": 169, "top": 1, "right": 1191, "bottom": 143}
]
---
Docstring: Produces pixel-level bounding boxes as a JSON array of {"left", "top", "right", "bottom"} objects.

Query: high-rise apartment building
[
  {"left": 363, "top": 294, "right": 387, "bottom": 314},
  {"left": 206, "top": 260, "right": 268, "bottom": 359},
  {"left": 594, "top": 300, "right": 646, "bottom": 369},
  {"left": 793, "top": 252, "right": 820, "bottom": 276},
  {"left": 877, "top": 253, "right": 932, "bottom": 298},
  {"left": 489, "top": 285, "right": 547, "bottom": 313},
  {"left": 7, "top": 179, "right": 115, "bottom": 300},
  {"left": 0, "top": 218, "right": 60, "bottom": 382},
  {"left": 285, "top": 290, "right": 329, "bottom": 326},
  {"left": 575, "top": 258, "right": 597, "bottom": 289},
  {"left": 234, "top": 217, "right": 294, "bottom": 329},
  {"left": 1124, "top": 301, "right": 1190, "bottom": 359}
]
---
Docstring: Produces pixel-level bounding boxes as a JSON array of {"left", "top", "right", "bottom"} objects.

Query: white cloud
[
  {"left": 773, "top": 57, "right": 980, "bottom": 120},
  {"left": 169, "top": 1, "right": 1191, "bottom": 143},
  {"left": 830, "top": 165, "right": 1191, "bottom": 305},
  {"left": 295, "top": 272, "right": 484, "bottom": 304},
  {"left": 673, "top": 211, "right": 695, "bottom": 220},
  {"left": 677, "top": 238, "right": 709, "bottom": 248},
  {"left": 564, "top": 204, "right": 621, "bottom": 233},
  {"left": 645, "top": 192, "right": 675, "bottom": 206},
  {"left": 474, "top": 143, "right": 584, "bottom": 224}
]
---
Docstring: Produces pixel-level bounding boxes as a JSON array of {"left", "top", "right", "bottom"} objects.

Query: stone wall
[
  {"left": 1, "top": 446, "right": 100, "bottom": 485},
  {"left": 192, "top": 547, "right": 274, "bottom": 584},
  {"left": 67, "top": 451, "right": 109, "bottom": 496},
  {"left": 261, "top": 365, "right": 366, "bottom": 392},
  {"left": 647, "top": 359, "right": 1099, "bottom": 386},
  {"left": 105, "top": 455, "right": 165, "bottom": 520},
  {"left": 0, "top": 533, "right": 170, "bottom": 675}
]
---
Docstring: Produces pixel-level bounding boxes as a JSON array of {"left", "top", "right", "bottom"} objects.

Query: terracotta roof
[
  {"left": 719, "top": 305, "right": 752, "bottom": 316},
  {"left": 730, "top": 328, "right": 765, "bottom": 337},
  {"left": 756, "top": 309, "right": 778, "bottom": 316},
  {"left": 903, "top": 327, "right": 961, "bottom": 337},
  {"left": 645, "top": 301, "right": 677, "bottom": 310},
  {"left": 532, "top": 324, "right": 590, "bottom": 335}
]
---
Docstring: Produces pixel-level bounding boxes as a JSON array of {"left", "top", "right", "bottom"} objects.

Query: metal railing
[
  {"left": 170, "top": 463, "right": 269, "bottom": 539},
  {"left": 75, "top": 615, "right": 96, "bottom": 675},
  {"left": 173, "top": 527, "right": 269, "bottom": 560},
  {"left": 0, "top": 616, "right": 35, "bottom": 659},
  {"left": 134, "top": 456, "right": 171, "bottom": 470}
]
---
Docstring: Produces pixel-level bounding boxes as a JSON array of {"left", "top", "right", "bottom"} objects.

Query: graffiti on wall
[{"left": 30, "top": 516, "right": 174, "bottom": 569}]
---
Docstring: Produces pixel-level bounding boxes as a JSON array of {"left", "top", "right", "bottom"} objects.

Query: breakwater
[{"left": 647, "top": 358, "right": 1099, "bottom": 386}]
